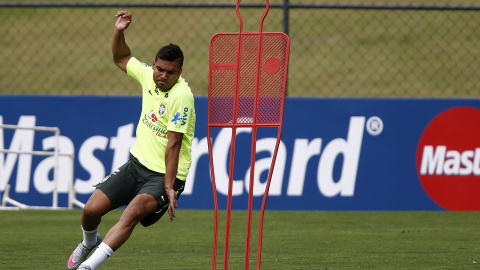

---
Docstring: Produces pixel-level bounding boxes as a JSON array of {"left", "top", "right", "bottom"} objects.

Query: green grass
[
  {"left": 0, "top": 1, "right": 479, "bottom": 97},
  {"left": 0, "top": 210, "right": 479, "bottom": 269}
]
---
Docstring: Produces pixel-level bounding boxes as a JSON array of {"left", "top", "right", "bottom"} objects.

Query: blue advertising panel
[{"left": 1, "top": 95, "right": 479, "bottom": 211}]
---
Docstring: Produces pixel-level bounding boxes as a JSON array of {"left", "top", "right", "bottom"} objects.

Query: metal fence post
[{"left": 283, "top": 0, "right": 289, "bottom": 35}]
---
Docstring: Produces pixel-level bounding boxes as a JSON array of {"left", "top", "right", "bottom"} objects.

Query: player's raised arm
[{"left": 112, "top": 11, "right": 133, "bottom": 72}]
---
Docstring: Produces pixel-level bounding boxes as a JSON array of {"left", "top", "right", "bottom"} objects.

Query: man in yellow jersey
[{"left": 67, "top": 10, "right": 196, "bottom": 270}]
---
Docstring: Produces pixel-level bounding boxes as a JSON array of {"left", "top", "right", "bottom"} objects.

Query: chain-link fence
[{"left": 1, "top": 1, "right": 479, "bottom": 97}]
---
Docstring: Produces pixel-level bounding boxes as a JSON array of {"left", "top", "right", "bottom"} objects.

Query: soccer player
[{"left": 67, "top": 10, "right": 196, "bottom": 270}]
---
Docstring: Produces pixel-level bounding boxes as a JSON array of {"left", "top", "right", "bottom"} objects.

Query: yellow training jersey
[{"left": 127, "top": 57, "right": 196, "bottom": 180}]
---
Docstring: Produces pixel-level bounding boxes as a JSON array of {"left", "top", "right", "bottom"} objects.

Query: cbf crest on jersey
[{"left": 158, "top": 102, "right": 167, "bottom": 117}]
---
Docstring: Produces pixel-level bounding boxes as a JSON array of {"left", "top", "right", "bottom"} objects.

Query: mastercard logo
[{"left": 416, "top": 106, "right": 480, "bottom": 211}]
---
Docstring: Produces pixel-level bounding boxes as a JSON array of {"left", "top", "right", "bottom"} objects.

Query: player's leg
[
  {"left": 82, "top": 189, "right": 112, "bottom": 227},
  {"left": 140, "top": 177, "right": 185, "bottom": 227},
  {"left": 105, "top": 193, "right": 159, "bottom": 250},
  {"left": 67, "top": 189, "right": 111, "bottom": 270},
  {"left": 79, "top": 193, "right": 159, "bottom": 270},
  {"left": 82, "top": 189, "right": 112, "bottom": 241},
  {"left": 68, "top": 157, "right": 137, "bottom": 270},
  {"left": 77, "top": 167, "right": 178, "bottom": 269}
]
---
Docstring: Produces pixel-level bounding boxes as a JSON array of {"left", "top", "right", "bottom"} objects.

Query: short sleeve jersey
[{"left": 126, "top": 57, "right": 196, "bottom": 180}]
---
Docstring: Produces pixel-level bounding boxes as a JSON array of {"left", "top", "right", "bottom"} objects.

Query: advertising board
[{"left": 1, "top": 95, "right": 479, "bottom": 211}]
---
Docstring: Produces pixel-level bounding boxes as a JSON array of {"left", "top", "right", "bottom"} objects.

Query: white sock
[
  {"left": 81, "top": 242, "right": 114, "bottom": 270},
  {"left": 81, "top": 226, "right": 99, "bottom": 248}
]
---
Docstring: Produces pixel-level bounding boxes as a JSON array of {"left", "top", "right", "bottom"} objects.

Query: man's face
[{"left": 152, "top": 59, "right": 182, "bottom": 92}]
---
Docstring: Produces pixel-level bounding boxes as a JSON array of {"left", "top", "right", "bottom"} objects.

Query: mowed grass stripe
[{"left": 0, "top": 210, "right": 478, "bottom": 269}]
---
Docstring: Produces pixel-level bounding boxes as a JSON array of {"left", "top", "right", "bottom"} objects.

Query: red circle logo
[
  {"left": 264, "top": 58, "right": 280, "bottom": 75},
  {"left": 416, "top": 106, "right": 480, "bottom": 211}
]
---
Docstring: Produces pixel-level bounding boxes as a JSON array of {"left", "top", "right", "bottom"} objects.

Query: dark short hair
[{"left": 155, "top": 43, "right": 184, "bottom": 68}]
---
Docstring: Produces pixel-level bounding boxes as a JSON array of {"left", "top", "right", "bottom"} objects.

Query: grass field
[
  {"left": 0, "top": 209, "right": 479, "bottom": 269},
  {"left": 1, "top": 0, "right": 479, "bottom": 97}
]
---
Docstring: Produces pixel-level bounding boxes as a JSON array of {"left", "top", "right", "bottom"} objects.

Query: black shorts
[{"left": 95, "top": 155, "right": 185, "bottom": 226}]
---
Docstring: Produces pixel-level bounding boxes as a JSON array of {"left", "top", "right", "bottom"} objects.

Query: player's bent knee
[
  {"left": 123, "top": 195, "right": 158, "bottom": 221},
  {"left": 83, "top": 190, "right": 112, "bottom": 217}
]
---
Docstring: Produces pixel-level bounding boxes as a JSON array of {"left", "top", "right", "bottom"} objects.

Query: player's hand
[
  {"left": 115, "top": 11, "right": 132, "bottom": 31},
  {"left": 166, "top": 188, "right": 178, "bottom": 221}
]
